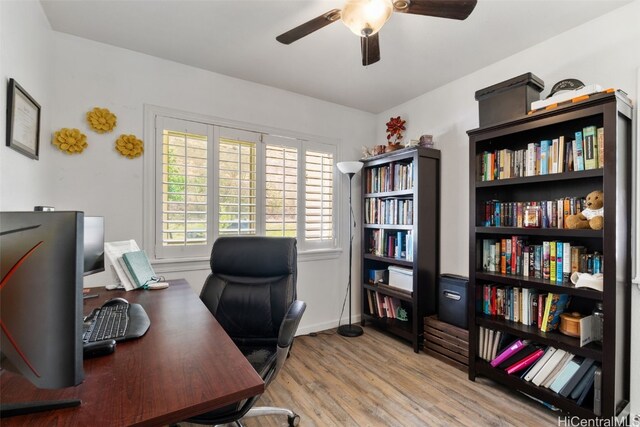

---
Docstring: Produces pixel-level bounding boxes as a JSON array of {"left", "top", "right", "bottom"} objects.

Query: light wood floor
[{"left": 186, "top": 327, "right": 560, "bottom": 427}]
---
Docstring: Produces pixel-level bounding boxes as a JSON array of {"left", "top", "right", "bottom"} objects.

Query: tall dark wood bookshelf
[
  {"left": 360, "top": 146, "right": 440, "bottom": 352},
  {"left": 467, "top": 91, "right": 632, "bottom": 418}
]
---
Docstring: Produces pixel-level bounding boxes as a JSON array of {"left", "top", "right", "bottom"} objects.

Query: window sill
[{"left": 151, "top": 248, "right": 343, "bottom": 273}]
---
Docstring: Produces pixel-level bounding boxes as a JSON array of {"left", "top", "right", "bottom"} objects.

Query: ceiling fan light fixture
[{"left": 341, "top": 0, "right": 393, "bottom": 37}]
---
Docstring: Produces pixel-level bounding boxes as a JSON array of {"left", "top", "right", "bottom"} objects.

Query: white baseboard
[{"left": 296, "top": 315, "right": 362, "bottom": 336}]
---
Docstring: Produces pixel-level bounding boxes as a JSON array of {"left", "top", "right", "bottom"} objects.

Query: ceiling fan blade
[
  {"left": 276, "top": 9, "right": 341, "bottom": 44},
  {"left": 361, "top": 33, "right": 380, "bottom": 66},
  {"left": 396, "top": 0, "right": 477, "bottom": 20}
]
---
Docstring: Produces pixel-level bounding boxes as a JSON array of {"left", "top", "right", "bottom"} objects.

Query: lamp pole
[{"left": 337, "top": 162, "right": 364, "bottom": 338}]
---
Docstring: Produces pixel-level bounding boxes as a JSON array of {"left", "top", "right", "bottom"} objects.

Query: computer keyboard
[{"left": 83, "top": 299, "right": 150, "bottom": 344}]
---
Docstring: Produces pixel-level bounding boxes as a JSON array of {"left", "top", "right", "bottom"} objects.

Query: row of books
[
  {"left": 367, "top": 229, "right": 414, "bottom": 261},
  {"left": 481, "top": 238, "right": 603, "bottom": 281},
  {"left": 365, "top": 289, "right": 406, "bottom": 320},
  {"left": 364, "top": 197, "right": 413, "bottom": 226},
  {"left": 482, "top": 197, "right": 586, "bottom": 229},
  {"left": 478, "top": 126, "right": 604, "bottom": 182},
  {"left": 481, "top": 286, "right": 570, "bottom": 332},
  {"left": 478, "top": 328, "right": 602, "bottom": 414},
  {"left": 365, "top": 162, "right": 414, "bottom": 193}
]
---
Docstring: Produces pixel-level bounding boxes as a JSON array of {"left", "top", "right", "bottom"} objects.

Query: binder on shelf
[
  {"left": 559, "top": 358, "right": 595, "bottom": 397},
  {"left": 490, "top": 339, "right": 525, "bottom": 368},
  {"left": 531, "top": 349, "right": 567, "bottom": 386},
  {"left": 524, "top": 346, "right": 556, "bottom": 382},
  {"left": 122, "top": 250, "right": 157, "bottom": 289},
  {"left": 550, "top": 358, "right": 581, "bottom": 393}
]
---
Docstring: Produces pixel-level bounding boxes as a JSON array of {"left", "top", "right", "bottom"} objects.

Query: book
[
  {"left": 574, "top": 131, "right": 585, "bottom": 171},
  {"left": 490, "top": 331, "right": 502, "bottom": 360},
  {"left": 490, "top": 339, "right": 525, "bottom": 368},
  {"left": 122, "top": 250, "right": 157, "bottom": 289},
  {"left": 541, "top": 293, "right": 571, "bottom": 332},
  {"left": 597, "top": 127, "right": 604, "bottom": 168},
  {"left": 496, "top": 344, "right": 537, "bottom": 370},
  {"left": 506, "top": 348, "right": 544, "bottom": 375},
  {"left": 571, "top": 364, "right": 598, "bottom": 400},
  {"left": 550, "top": 358, "right": 581, "bottom": 393},
  {"left": 560, "top": 358, "right": 595, "bottom": 397},
  {"left": 593, "top": 367, "right": 602, "bottom": 415},
  {"left": 524, "top": 346, "right": 556, "bottom": 382},
  {"left": 583, "top": 126, "right": 598, "bottom": 170},
  {"left": 542, "top": 352, "right": 574, "bottom": 388},
  {"left": 556, "top": 241, "right": 563, "bottom": 283},
  {"left": 531, "top": 349, "right": 567, "bottom": 386},
  {"left": 530, "top": 85, "right": 603, "bottom": 110},
  {"left": 540, "top": 140, "right": 550, "bottom": 175}
]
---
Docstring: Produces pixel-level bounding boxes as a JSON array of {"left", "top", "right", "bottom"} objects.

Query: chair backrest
[{"left": 200, "top": 236, "right": 297, "bottom": 346}]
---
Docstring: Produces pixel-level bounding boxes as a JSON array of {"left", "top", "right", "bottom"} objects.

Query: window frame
[{"left": 143, "top": 105, "right": 342, "bottom": 266}]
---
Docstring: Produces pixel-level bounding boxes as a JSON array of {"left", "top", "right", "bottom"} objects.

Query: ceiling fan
[{"left": 276, "top": 0, "right": 477, "bottom": 66}]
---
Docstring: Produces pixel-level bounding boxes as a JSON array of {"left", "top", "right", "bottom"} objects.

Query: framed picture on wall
[{"left": 6, "top": 78, "right": 41, "bottom": 160}]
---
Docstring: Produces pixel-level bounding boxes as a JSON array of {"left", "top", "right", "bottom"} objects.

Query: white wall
[
  {"left": 376, "top": 0, "right": 640, "bottom": 416},
  {"left": 0, "top": 1, "right": 375, "bottom": 335},
  {"left": 0, "top": 0, "right": 54, "bottom": 209}
]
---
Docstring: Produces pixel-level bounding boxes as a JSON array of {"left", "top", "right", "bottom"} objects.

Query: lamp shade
[
  {"left": 337, "top": 161, "right": 364, "bottom": 175},
  {"left": 341, "top": 0, "right": 393, "bottom": 37}
]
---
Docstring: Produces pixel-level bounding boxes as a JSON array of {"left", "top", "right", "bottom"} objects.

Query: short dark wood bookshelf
[
  {"left": 467, "top": 92, "right": 632, "bottom": 418},
  {"left": 360, "top": 146, "right": 440, "bottom": 352}
]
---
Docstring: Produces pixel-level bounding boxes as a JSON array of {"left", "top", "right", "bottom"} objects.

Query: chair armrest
[{"left": 277, "top": 300, "right": 306, "bottom": 349}]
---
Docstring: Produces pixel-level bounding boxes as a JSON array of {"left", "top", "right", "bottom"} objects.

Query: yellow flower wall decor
[
  {"left": 52, "top": 128, "right": 88, "bottom": 154},
  {"left": 115, "top": 134, "right": 144, "bottom": 159},
  {"left": 86, "top": 107, "right": 117, "bottom": 133}
]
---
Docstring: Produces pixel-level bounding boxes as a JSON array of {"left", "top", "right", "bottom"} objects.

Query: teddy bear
[{"left": 565, "top": 190, "right": 604, "bottom": 230}]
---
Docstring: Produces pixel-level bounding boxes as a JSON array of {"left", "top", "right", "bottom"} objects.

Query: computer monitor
[
  {"left": 83, "top": 216, "right": 104, "bottom": 276},
  {"left": 0, "top": 211, "right": 85, "bottom": 416}
]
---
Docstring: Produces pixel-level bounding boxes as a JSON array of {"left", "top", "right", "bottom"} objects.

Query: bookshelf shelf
[
  {"left": 475, "top": 272, "right": 603, "bottom": 300},
  {"left": 476, "top": 315, "right": 602, "bottom": 361},
  {"left": 468, "top": 91, "right": 632, "bottom": 418},
  {"left": 475, "top": 168, "right": 603, "bottom": 188},
  {"left": 363, "top": 283, "right": 413, "bottom": 302},
  {"left": 362, "top": 313, "right": 413, "bottom": 341},
  {"left": 363, "top": 253, "right": 413, "bottom": 267},
  {"left": 475, "top": 361, "right": 596, "bottom": 419},
  {"left": 361, "top": 146, "right": 440, "bottom": 352},
  {"left": 364, "top": 224, "right": 414, "bottom": 231},
  {"left": 364, "top": 189, "right": 413, "bottom": 198},
  {"left": 474, "top": 227, "right": 601, "bottom": 238}
]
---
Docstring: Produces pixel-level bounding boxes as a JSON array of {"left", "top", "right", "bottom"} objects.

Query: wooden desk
[{"left": 1, "top": 279, "right": 264, "bottom": 426}]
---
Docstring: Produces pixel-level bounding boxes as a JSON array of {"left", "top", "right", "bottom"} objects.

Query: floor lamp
[{"left": 337, "top": 161, "right": 364, "bottom": 337}]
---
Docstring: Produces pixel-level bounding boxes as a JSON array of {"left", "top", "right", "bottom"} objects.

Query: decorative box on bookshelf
[
  {"left": 467, "top": 91, "right": 632, "bottom": 419},
  {"left": 361, "top": 146, "right": 440, "bottom": 352}
]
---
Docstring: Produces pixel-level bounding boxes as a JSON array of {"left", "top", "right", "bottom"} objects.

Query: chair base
[
  {"left": 220, "top": 406, "right": 299, "bottom": 427},
  {"left": 337, "top": 324, "right": 363, "bottom": 337}
]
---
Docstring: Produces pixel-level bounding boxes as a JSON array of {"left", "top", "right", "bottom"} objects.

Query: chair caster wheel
[{"left": 288, "top": 414, "right": 300, "bottom": 426}]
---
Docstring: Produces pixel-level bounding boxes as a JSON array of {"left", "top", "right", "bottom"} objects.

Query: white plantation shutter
[
  {"left": 151, "top": 110, "right": 339, "bottom": 259},
  {"left": 217, "top": 128, "right": 260, "bottom": 236},
  {"left": 263, "top": 135, "right": 299, "bottom": 237},
  {"left": 156, "top": 117, "right": 212, "bottom": 259},
  {"left": 304, "top": 143, "right": 335, "bottom": 246}
]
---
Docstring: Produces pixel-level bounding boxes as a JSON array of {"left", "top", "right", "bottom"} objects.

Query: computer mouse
[
  {"left": 103, "top": 297, "right": 129, "bottom": 306},
  {"left": 83, "top": 339, "right": 116, "bottom": 359}
]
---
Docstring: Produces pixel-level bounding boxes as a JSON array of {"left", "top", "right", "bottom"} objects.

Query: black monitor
[
  {"left": 0, "top": 211, "right": 85, "bottom": 416},
  {"left": 83, "top": 216, "right": 104, "bottom": 276}
]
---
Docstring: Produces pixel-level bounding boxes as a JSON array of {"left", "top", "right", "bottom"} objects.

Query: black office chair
[{"left": 185, "top": 236, "right": 306, "bottom": 427}]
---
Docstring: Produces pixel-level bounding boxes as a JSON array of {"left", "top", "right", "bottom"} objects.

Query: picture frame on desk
[{"left": 6, "top": 78, "right": 41, "bottom": 160}]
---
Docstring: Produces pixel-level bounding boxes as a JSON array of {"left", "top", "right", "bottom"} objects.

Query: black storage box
[
  {"left": 438, "top": 274, "right": 469, "bottom": 329},
  {"left": 475, "top": 73, "right": 544, "bottom": 127}
]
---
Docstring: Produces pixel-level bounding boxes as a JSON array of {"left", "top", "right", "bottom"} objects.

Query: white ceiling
[{"left": 40, "top": 0, "right": 631, "bottom": 113}]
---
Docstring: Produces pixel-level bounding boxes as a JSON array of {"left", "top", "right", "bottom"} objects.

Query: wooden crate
[{"left": 423, "top": 315, "right": 469, "bottom": 372}]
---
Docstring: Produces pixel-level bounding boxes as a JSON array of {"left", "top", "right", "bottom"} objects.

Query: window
[
  {"left": 304, "top": 148, "right": 334, "bottom": 243},
  {"left": 149, "top": 112, "right": 337, "bottom": 260}
]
